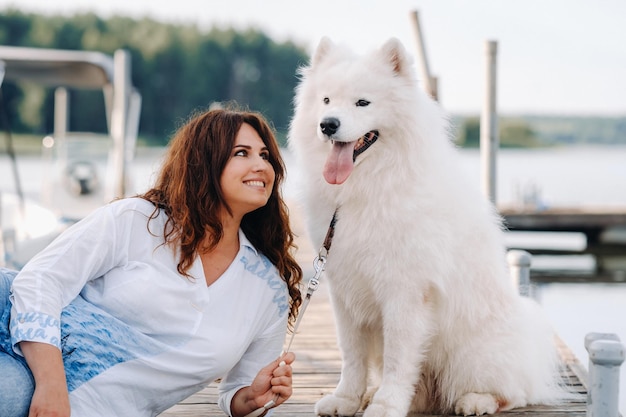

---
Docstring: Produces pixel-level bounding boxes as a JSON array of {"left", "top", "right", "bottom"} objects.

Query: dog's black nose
[{"left": 320, "top": 117, "right": 340, "bottom": 136}]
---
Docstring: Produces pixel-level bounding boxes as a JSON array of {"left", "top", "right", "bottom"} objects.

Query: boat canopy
[{"left": 0, "top": 45, "right": 114, "bottom": 88}]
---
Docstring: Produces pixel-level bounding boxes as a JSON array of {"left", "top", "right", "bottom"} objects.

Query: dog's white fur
[{"left": 287, "top": 37, "right": 570, "bottom": 417}]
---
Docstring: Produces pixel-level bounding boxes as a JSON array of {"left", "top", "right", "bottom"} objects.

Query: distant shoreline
[{"left": 6, "top": 113, "right": 625, "bottom": 154}]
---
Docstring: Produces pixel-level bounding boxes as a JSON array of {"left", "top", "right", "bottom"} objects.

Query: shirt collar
[{"left": 238, "top": 228, "right": 258, "bottom": 256}]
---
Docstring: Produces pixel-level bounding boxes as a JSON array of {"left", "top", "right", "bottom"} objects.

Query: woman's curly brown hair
[{"left": 139, "top": 105, "right": 302, "bottom": 328}]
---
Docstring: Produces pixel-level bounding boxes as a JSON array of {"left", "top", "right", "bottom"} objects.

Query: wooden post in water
[
  {"left": 409, "top": 10, "right": 438, "bottom": 101},
  {"left": 481, "top": 40, "right": 498, "bottom": 205}
]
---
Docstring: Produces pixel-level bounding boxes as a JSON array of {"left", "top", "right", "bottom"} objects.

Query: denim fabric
[{"left": 0, "top": 268, "right": 34, "bottom": 417}]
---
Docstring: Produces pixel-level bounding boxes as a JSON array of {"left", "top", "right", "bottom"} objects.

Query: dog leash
[{"left": 244, "top": 210, "right": 338, "bottom": 417}]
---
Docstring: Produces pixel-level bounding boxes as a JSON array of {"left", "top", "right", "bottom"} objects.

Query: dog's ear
[
  {"left": 379, "top": 38, "right": 412, "bottom": 77},
  {"left": 311, "top": 36, "right": 335, "bottom": 67}
]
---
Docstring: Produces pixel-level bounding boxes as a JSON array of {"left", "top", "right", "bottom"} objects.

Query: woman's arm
[
  {"left": 10, "top": 203, "right": 127, "bottom": 414},
  {"left": 20, "top": 341, "right": 71, "bottom": 417},
  {"left": 10, "top": 203, "right": 124, "bottom": 355},
  {"left": 229, "top": 352, "right": 295, "bottom": 417}
]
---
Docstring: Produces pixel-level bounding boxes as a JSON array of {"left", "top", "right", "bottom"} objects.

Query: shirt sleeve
[
  {"left": 217, "top": 301, "right": 289, "bottom": 416},
  {"left": 9, "top": 203, "right": 124, "bottom": 355}
]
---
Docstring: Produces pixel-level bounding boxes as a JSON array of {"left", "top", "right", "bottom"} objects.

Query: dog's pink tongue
[{"left": 323, "top": 141, "right": 356, "bottom": 184}]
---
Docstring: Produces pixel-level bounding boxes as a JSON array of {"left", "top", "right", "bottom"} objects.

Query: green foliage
[
  {"left": 456, "top": 117, "right": 539, "bottom": 148},
  {"left": 456, "top": 116, "right": 480, "bottom": 147},
  {"left": 521, "top": 115, "right": 626, "bottom": 145},
  {"left": 0, "top": 9, "right": 309, "bottom": 146},
  {"left": 454, "top": 115, "right": 625, "bottom": 147}
]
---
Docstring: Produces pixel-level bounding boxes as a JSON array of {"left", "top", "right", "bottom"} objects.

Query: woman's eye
[
  {"left": 234, "top": 149, "right": 247, "bottom": 157},
  {"left": 261, "top": 152, "right": 270, "bottom": 160}
]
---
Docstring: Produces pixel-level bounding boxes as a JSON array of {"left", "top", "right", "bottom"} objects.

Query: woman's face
[{"left": 219, "top": 123, "right": 276, "bottom": 218}]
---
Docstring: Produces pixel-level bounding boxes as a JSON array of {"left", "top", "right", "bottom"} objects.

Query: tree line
[
  {"left": 0, "top": 9, "right": 309, "bottom": 146},
  {"left": 455, "top": 115, "right": 626, "bottom": 148}
]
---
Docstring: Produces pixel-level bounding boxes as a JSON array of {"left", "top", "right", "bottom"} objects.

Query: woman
[{"left": 0, "top": 106, "right": 303, "bottom": 417}]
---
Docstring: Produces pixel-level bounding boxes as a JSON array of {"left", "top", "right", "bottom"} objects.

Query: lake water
[{"left": 2, "top": 144, "right": 626, "bottom": 412}]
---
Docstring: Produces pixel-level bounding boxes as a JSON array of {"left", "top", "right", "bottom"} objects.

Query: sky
[{"left": 4, "top": 0, "right": 626, "bottom": 116}]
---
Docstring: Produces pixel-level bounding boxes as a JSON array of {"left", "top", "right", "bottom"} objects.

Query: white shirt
[{"left": 9, "top": 198, "right": 289, "bottom": 416}]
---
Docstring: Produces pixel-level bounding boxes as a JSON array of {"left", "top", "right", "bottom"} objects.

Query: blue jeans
[{"left": 0, "top": 268, "right": 34, "bottom": 417}]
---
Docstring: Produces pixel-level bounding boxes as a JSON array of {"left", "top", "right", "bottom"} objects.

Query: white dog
[{"left": 287, "top": 37, "right": 570, "bottom": 417}]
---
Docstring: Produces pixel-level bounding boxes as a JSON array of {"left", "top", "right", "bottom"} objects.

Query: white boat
[{"left": 0, "top": 46, "right": 141, "bottom": 269}]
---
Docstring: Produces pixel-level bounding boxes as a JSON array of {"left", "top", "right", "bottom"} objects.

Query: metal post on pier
[
  {"left": 585, "top": 332, "right": 625, "bottom": 417},
  {"left": 54, "top": 87, "right": 69, "bottom": 140},
  {"left": 109, "top": 49, "right": 132, "bottom": 200},
  {"left": 480, "top": 40, "right": 499, "bottom": 205},
  {"left": 507, "top": 249, "right": 532, "bottom": 296}
]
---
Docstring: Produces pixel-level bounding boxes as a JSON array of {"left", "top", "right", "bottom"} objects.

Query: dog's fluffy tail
[{"left": 512, "top": 297, "right": 584, "bottom": 408}]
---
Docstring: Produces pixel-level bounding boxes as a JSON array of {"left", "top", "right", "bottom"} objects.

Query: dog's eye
[
  {"left": 323, "top": 97, "right": 330, "bottom": 104},
  {"left": 356, "top": 99, "right": 370, "bottom": 107}
]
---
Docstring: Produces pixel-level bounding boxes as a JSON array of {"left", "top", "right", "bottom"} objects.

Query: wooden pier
[
  {"left": 500, "top": 206, "right": 626, "bottom": 280},
  {"left": 159, "top": 280, "right": 588, "bottom": 417},
  {"left": 500, "top": 206, "right": 626, "bottom": 239}
]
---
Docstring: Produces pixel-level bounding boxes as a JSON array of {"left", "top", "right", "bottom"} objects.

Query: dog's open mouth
[
  {"left": 352, "top": 130, "right": 379, "bottom": 161},
  {"left": 323, "top": 130, "right": 379, "bottom": 185}
]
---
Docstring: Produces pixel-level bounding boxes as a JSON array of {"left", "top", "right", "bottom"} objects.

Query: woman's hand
[
  {"left": 252, "top": 351, "right": 295, "bottom": 406},
  {"left": 28, "top": 382, "right": 71, "bottom": 417},
  {"left": 20, "top": 341, "right": 71, "bottom": 417},
  {"left": 231, "top": 352, "right": 296, "bottom": 417}
]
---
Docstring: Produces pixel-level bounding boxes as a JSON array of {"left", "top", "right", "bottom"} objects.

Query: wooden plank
[{"left": 499, "top": 206, "right": 626, "bottom": 234}]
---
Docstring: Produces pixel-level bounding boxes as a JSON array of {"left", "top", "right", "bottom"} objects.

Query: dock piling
[
  {"left": 507, "top": 249, "right": 532, "bottom": 296},
  {"left": 409, "top": 10, "right": 438, "bottom": 100},
  {"left": 480, "top": 39, "right": 499, "bottom": 205},
  {"left": 585, "top": 332, "right": 625, "bottom": 417}
]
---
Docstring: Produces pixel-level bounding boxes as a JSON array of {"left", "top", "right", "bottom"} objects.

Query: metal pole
[
  {"left": 480, "top": 40, "right": 498, "bottom": 205},
  {"left": 506, "top": 249, "right": 532, "bottom": 296},
  {"left": 585, "top": 333, "right": 624, "bottom": 417},
  {"left": 409, "top": 10, "right": 437, "bottom": 100},
  {"left": 0, "top": 192, "right": 5, "bottom": 268},
  {"left": 53, "top": 87, "right": 68, "bottom": 140},
  {"left": 109, "top": 49, "right": 131, "bottom": 200},
  {"left": 1, "top": 64, "right": 10, "bottom": 265}
]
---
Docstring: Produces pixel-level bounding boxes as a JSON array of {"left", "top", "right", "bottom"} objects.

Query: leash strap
[
  {"left": 322, "top": 210, "right": 338, "bottom": 252},
  {"left": 244, "top": 209, "right": 338, "bottom": 417},
  {"left": 284, "top": 208, "right": 337, "bottom": 351}
]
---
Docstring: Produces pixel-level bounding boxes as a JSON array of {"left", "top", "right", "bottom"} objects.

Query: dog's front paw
[
  {"left": 454, "top": 393, "right": 499, "bottom": 416},
  {"left": 362, "top": 402, "right": 404, "bottom": 417},
  {"left": 315, "top": 393, "right": 361, "bottom": 416}
]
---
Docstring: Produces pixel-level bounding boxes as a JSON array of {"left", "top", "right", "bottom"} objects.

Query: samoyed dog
[{"left": 287, "top": 37, "right": 569, "bottom": 417}]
